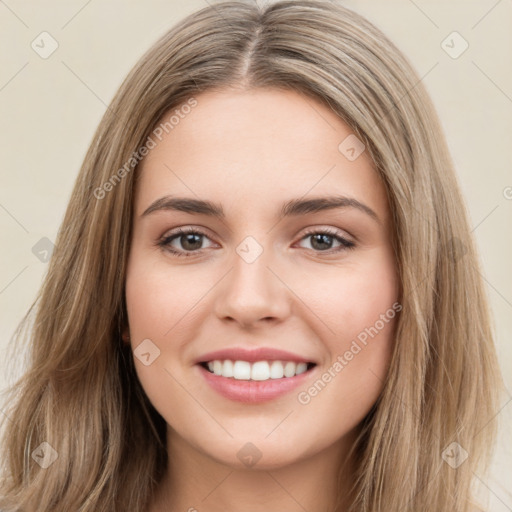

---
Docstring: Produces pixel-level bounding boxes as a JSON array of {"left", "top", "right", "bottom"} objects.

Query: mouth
[
  {"left": 199, "top": 359, "right": 317, "bottom": 381},
  {"left": 196, "top": 359, "right": 318, "bottom": 403}
]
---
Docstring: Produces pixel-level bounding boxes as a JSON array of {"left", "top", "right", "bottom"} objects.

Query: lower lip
[{"left": 197, "top": 364, "right": 316, "bottom": 403}]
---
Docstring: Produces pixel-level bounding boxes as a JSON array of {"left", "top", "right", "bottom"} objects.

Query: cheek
[
  {"left": 302, "top": 248, "right": 399, "bottom": 347},
  {"left": 294, "top": 295, "right": 398, "bottom": 442},
  {"left": 124, "top": 257, "right": 205, "bottom": 341},
  {"left": 124, "top": 258, "right": 207, "bottom": 426},
  {"left": 334, "top": 270, "right": 398, "bottom": 348},
  {"left": 340, "top": 260, "right": 398, "bottom": 372},
  {"left": 296, "top": 250, "right": 399, "bottom": 409}
]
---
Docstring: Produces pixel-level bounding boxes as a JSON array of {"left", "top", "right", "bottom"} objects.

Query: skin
[{"left": 124, "top": 88, "right": 400, "bottom": 512}]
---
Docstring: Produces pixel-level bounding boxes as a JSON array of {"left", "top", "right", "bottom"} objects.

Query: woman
[{"left": 0, "top": 1, "right": 503, "bottom": 510}]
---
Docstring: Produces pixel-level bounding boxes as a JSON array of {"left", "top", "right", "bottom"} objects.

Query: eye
[
  {"left": 157, "top": 226, "right": 356, "bottom": 258},
  {"left": 297, "top": 227, "right": 355, "bottom": 253},
  {"left": 157, "top": 227, "right": 214, "bottom": 258}
]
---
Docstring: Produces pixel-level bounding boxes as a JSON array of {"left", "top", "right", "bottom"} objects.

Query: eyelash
[{"left": 157, "top": 227, "right": 355, "bottom": 258}]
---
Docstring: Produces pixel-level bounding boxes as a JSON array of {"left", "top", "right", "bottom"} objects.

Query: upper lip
[{"left": 195, "top": 347, "right": 317, "bottom": 365}]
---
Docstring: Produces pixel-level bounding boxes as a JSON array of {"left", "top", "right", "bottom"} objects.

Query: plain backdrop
[{"left": 1, "top": 0, "right": 511, "bottom": 508}]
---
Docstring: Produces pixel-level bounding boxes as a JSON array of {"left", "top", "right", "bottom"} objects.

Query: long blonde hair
[{"left": 0, "top": 1, "right": 503, "bottom": 510}]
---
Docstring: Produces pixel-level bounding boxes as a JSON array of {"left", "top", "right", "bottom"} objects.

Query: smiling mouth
[{"left": 199, "top": 360, "right": 317, "bottom": 381}]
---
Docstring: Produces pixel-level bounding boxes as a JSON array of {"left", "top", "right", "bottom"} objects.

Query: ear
[{"left": 121, "top": 327, "right": 130, "bottom": 344}]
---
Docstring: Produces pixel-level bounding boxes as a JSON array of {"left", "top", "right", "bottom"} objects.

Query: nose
[{"left": 213, "top": 244, "right": 292, "bottom": 329}]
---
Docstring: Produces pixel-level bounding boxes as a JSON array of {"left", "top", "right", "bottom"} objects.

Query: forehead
[{"left": 135, "top": 88, "right": 389, "bottom": 223}]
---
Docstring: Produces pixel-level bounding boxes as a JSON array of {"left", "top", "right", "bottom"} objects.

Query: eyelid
[
  {"left": 157, "top": 226, "right": 217, "bottom": 254},
  {"left": 296, "top": 226, "right": 355, "bottom": 252},
  {"left": 157, "top": 225, "right": 356, "bottom": 257},
  {"left": 156, "top": 226, "right": 356, "bottom": 258},
  {"left": 299, "top": 225, "right": 354, "bottom": 242},
  {"left": 159, "top": 224, "right": 354, "bottom": 242}
]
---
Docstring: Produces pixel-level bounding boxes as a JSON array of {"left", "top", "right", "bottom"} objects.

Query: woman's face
[{"left": 125, "top": 88, "right": 399, "bottom": 469}]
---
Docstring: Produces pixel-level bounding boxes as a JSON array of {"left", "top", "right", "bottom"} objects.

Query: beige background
[{"left": 1, "top": 0, "right": 511, "bottom": 508}]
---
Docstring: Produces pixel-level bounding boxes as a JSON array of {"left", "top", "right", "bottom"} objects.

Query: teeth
[
  {"left": 233, "top": 361, "right": 251, "bottom": 380},
  {"left": 283, "top": 361, "right": 296, "bottom": 377},
  {"left": 204, "top": 360, "right": 312, "bottom": 380},
  {"left": 251, "top": 361, "right": 269, "bottom": 381},
  {"left": 222, "top": 359, "right": 234, "bottom": 378},
  {"left": 269, "top": 360, "right": 284, "bottom": 379},
  {"left": 213, "top": 360, "right": 223, "bottom": 375},
  {"left": 296, "top": 362, "right": 307, "bottom": 375}
]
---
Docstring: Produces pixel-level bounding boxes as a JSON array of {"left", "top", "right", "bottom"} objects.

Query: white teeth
[
  {"left": 233, "top": 361, "right": 251, "bottom": 380},
  {"left": 251, "top": 361, "right": 270, "bottom": 381},
  {"left": 283, "top": 361, "right": 296, "bottom": 378},
  {"left": 269, "top": 360, "right": 284, "bottom": 379},
  {"left": 204, "top": 359, "right": 312, "bottom": 380},
  {"left": 222, "top": 359, "right": 234, "bottom": 378},
  {"left": 296, "top": 362, "right": 307, "bottom": 375},
  {"left": 213, "top": 360, "right": 223, "bottom": 376}
]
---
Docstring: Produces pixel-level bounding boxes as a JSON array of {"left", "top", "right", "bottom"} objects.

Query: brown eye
[
  {"left": 298, "top": 229, "right": 355, "bottom": 253},
  {"left": 176, "top": 233, "right": 203, "bottom": 251},
  {"left": 158, "top": 228, "right": 213, "bottom": 257}
]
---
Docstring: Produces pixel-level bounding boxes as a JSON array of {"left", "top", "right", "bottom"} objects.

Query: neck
[{"left": 149, "top": 426, "right": 359, "bottom": 512}]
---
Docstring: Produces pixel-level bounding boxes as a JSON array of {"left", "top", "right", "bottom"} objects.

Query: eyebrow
[{"left": 141, "top": 195, "right": 379, "bottom": 223}]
